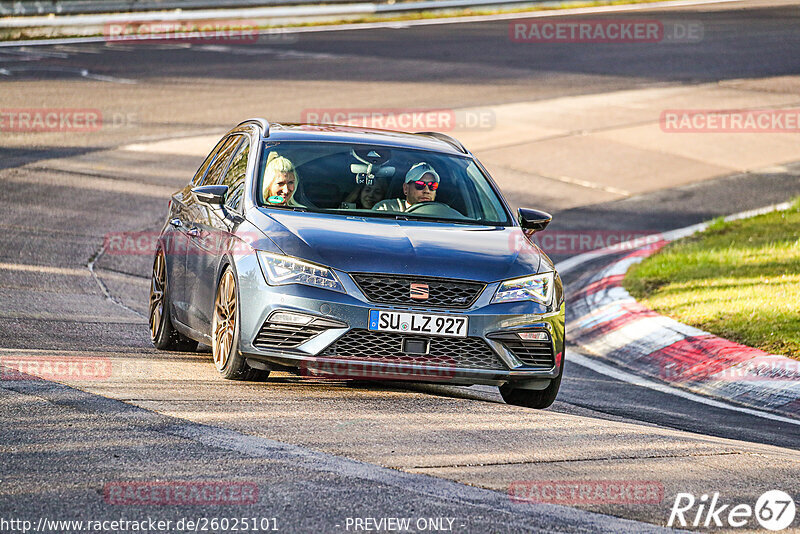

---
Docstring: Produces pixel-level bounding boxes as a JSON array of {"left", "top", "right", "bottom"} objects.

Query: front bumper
[{"left": 235, "top": 254, "right": 565, "bottom": 386}]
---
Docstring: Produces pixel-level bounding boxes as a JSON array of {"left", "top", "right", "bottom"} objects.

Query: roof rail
[
  {"left": 237, "top": 118, "right": 270, "bottom": 137},
  {"left": 415, "top": 131, "right": 468, "bottom": 154}
]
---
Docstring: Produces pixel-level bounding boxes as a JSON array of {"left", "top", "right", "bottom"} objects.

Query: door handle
[
  {"left": 187, "top": 227, "right": 200, "bottom": 238},
  {"left": 169, "top": 218, "right": 182, "bottom": 228}
]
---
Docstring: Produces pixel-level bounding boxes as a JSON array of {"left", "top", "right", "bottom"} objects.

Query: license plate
[{"left": 368, "top": 310, "right": 468, "bottom": 338}]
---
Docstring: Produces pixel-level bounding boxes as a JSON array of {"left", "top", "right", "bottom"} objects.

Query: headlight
[
  {"left": 492, "top": 272, "right": 554, "bottom": 305},
  {"left": 256, "top": 251, "right": 345, "bottom": 293}
]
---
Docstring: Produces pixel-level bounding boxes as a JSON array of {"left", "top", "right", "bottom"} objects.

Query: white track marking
[
  {"left": 4, "top": 47, "right": 70, "bottom": 58},
  {"left": 0, "top": 55, "right": 41, "bottom": 63},
  {"left": 0, "top": 65, "right": 136, "bottom": 83},
  {"left": 79, "top": 69, "right": 137, "bottom": 84},
  {"left": 53, "top": 44, "right": 104, "bottom": 54},
  {"left": 195, "top": 45, "right": 339, "bottom": 59},
  {"left": 545, "top": 174, "right": 632, "bottom": 196},
  {"left": 568, "top": 350, "right": 800, "bottom": 426},
  {"left": 0, "top": 50, "right": 47, "bottom": 62}
]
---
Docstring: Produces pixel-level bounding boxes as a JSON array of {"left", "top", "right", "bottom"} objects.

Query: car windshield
[{"left": 256, "top": 141, "right": 511, "bottom": 226}]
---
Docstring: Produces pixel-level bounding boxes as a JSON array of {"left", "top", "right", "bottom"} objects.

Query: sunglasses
[{"left": 412, "top": 180, "right": 439, "bottom": 191}]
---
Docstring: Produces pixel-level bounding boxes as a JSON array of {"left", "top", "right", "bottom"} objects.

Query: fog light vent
[
  {"left": 487, "top": 331, "right": 554, "bottom": 369},
  {"left": 253, "top": 312, "right": 346, "bottom": 349},
  {"left": 518, "top": 331, "right": 549, "bottom": 341}
]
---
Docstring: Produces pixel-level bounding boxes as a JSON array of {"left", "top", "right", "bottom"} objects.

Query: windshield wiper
[
  {"left": 399, "top": 215, "right": 473, "bottom": 224},
  {"left": 401, "top": 215, "right": 502, "bottom": 226}
]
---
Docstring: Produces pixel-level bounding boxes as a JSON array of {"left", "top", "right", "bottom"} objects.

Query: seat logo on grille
[{"left": 409, "top": 283, "right": 429, "bottom": 300}]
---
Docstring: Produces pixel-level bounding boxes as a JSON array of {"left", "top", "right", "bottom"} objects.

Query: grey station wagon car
[{"left": 149, "top": 119, "right": 565, "bottom": 408}]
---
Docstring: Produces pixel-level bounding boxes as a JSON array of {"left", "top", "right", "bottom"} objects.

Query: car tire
[
  {"left": 149, "top": 248, "right": 199, "bottom": 352},
  {"left": 212, "top": 265, "right": 270, "bottom": 381},
  {"left": 499, "top": 362, "right": 563, "bottom": 409}
]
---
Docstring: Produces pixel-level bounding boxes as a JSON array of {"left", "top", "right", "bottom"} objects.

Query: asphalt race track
[{"left": 2, "top": 0, "right": 800, "bottom": 531}]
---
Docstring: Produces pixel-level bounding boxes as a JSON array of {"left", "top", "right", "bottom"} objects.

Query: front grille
[
  {"left": 488, "top": 333, "right": 555, "bottom": 369},
  {"left": 352, "top": 274, "right": 485, "bottom": 309},
  {"left": 253, "top": 315, "right": 345, "bottom": 349},
  {"left": 323, "top": 329, "right": 506, "bottom": 370}
]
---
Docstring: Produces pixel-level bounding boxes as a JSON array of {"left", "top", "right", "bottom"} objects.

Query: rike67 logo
[{"left": 668, "top": 490, "right": 796, "bottom": 531}]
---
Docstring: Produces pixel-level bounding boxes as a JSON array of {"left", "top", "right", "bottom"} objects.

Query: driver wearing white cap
[{"left": 373, "top": 162, "right": 440, "bottom": 212}]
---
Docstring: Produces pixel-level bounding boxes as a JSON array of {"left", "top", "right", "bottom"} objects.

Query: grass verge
[{"left": 624, "top": 199, "right": 800, "bottom": 359}]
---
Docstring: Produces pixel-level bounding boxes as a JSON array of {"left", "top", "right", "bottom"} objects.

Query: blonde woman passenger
[{"left": 262, "top": 152, "right": 300, "bottom": 207}]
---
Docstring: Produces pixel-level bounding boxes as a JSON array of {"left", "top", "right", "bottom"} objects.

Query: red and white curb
[{"left": 557, "top": 202, "right": 800, "bottom": 419}]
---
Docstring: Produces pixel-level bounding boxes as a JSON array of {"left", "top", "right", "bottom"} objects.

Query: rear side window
[
  {"left": 200, "top": 135, "right": 242, "bottom": 187},
  {"left": 221, "top": 138, "right": 250, "bottom": 212}
]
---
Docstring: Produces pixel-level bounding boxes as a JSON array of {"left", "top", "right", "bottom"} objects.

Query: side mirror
[
  {"left": 518, "top": 208, "right": 552, "bottom": 235},
  {"left": 192, "top": 185, "right": 228, "bottom": 206}
]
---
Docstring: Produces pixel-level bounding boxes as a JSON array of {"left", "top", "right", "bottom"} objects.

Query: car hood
[{"left": 251, "top": 209, "right": 544, "bottom": 282}]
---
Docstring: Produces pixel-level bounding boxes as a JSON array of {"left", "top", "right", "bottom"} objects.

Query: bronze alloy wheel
[
  {"left": 149, "top": 248, "right": 198, "bottom": 352},
  {"left": 210, "top": 266, "right": 268, "bottom": 381},
  {"left": 149, "top": 250, "right": 166, "bottom": 342},
  {"left": 213, "top": 269, "right": 238, "bottom": 372}
]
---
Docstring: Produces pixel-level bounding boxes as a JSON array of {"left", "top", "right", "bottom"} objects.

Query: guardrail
[
  {"left": 0, "top": 0, "right": 548, "bottom": 27},
  {"left": 0, "top": 0, "right": 348, "bottom": 16},
  {"left": 0, "top": 0, "right": 543, "bottom": 16}
]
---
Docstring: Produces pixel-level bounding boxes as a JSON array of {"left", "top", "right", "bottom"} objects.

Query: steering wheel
[{"left": 404, "top": 202, "right": 466, "bottom": 219}]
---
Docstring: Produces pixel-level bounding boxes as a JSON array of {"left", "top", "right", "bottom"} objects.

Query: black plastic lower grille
[
  {"left": 501, "top": 340, "right": 554, "bottom": 368},
  {"left": 323, "top": 329, "right": 506, "bottom": 370},
  {"left": 253, "top": 315, "right": 345, "bottom": 349}
]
